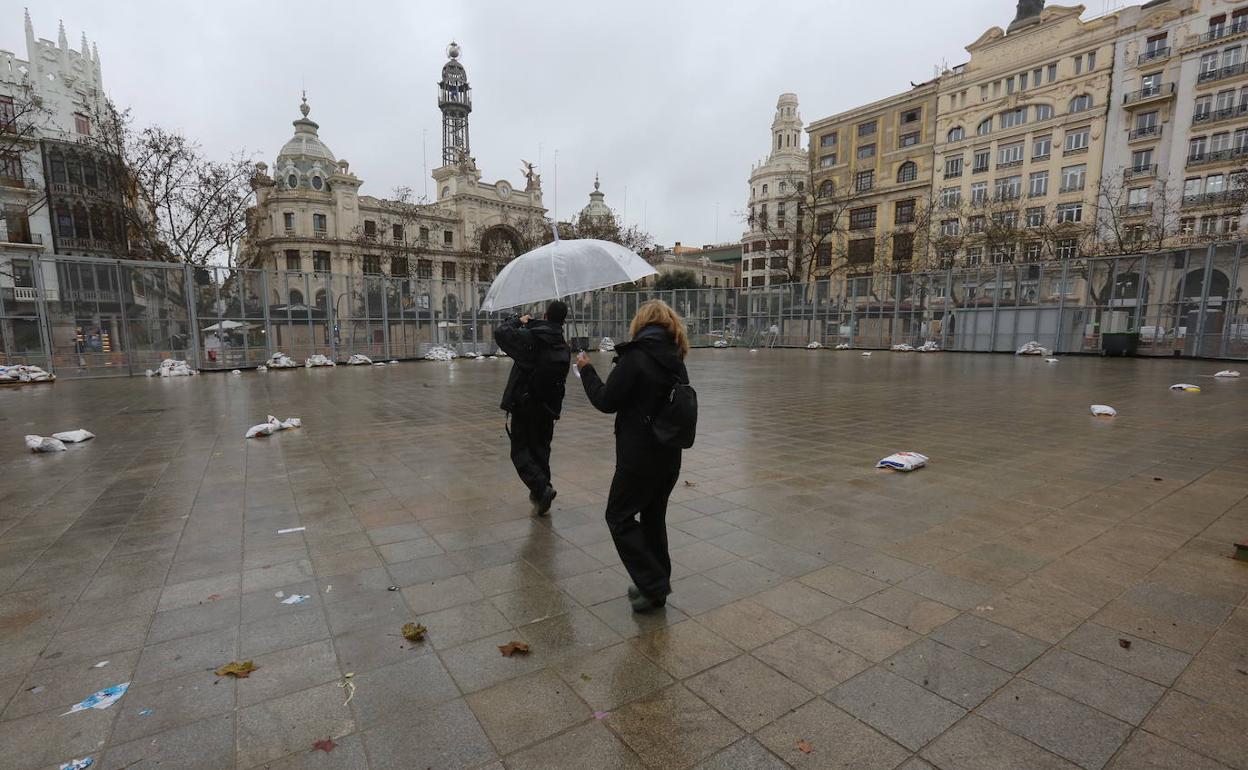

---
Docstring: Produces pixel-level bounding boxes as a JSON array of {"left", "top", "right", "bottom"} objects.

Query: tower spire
[
  {"left": 58, "top": 19, "right": 68, "bottom": 49},
  {"left": 438, "top": 41, "right": 472, "bottom": 166}
]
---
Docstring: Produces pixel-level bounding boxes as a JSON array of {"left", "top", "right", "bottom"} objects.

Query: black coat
[
  {"left": 495, "top": 316, "right": 570, "bottom": 417},
  {"left": 581, "top": 324, "right": 688, "bottom": 473}
]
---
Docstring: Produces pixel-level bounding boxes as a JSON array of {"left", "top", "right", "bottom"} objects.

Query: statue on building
[
  {"left": 1008, "top": 0, "right": 1045, "bottom": 32},
  {"left": 520, "top": 160, "right": 541, "bottom": 190}
]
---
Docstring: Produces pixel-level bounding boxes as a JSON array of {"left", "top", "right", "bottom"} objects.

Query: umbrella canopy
[
  {"left": 481, "top": 238, "right": 657, "bottom": 311},
  {"left": 202, "top": 320, "right": 252, "bottom": 332}
]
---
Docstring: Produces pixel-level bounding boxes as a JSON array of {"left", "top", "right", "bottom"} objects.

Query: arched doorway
[{"left": 479, "top": 225, "right": 524, "bottom": 260}]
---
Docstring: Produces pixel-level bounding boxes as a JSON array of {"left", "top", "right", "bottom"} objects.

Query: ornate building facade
[
  {"left": 241, "top": 43, "right": 547, "bottom": 311},
  {"left": 740, "top": 93, "right": 808, "bottom": 287}
]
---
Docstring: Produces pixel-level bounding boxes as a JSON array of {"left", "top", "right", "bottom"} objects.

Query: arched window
[
  {"left": 897, "top": 161, "right": 918, "bottom": 183},
  {"left": 977, "top": 118, "right": 993, "bottom": 136},
  {"left": 948, "top": 126, "right": 964, "bottom": 142},
  {"left": 818, "top": 180, "right": 835, "bottom": 198},
  {"left": 779, "top": 181, "right": 787, "bottom": 194},
  {"left": 289, "top": 289, "right": 304, "bottom": 305},
  {"left": 314, "top": 289, "right": 327, "bottom": 309},
  {"left": 1069, "top": 94, "right": 1092, "bottom": 113}
]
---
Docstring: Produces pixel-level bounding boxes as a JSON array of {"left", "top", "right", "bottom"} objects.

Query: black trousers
[
  {"left": 509, "top": 408, "right": 555, "bottom": 497},
  {"left": 604, "top": 466, "right": 679, "bottom": 599}
]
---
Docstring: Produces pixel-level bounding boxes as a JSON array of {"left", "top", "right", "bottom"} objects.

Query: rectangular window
[
  {"left": 856, "top": 143, "right": 876, "bottom": 160},
  {"left": 980, "top": 84, "right": 989, "bottom": 101},
  {"left": 892, "top": 232, "right": 914, "bottom": 261},
  {"left": 858, "top": 120, "right": 877, "bottom": 137},
  {"left": 392, "top": 224, "right": 404, "bottom": 241},
  {"left": 1019, "top": 72, "right": 1029, "bottom": 90},
  {"left": 419, "top": 226, "right": 429, "bottom": 242},
  {"left": 940, "top": 187, "right": 962, "bottom": 208},
  {"left": 1034, "top": 104, "right": 1054, "bottom": 121},
  {"left": 1132, "top": 148, "right": 1153, "bottom": 169},
  {"left": 820, "top": 132, "right": 838, "bottom": 147},
  {"left": 1190, "top": 135, "right": 1208, "bottom": 159},
  {"left": 1074, "top": 55, "right": 1083, "bottom": 75},
  {"left": 816, "top": 243, "right": 832, "bottom": 266},
  {"left": 363, "top": 220, "right": 377, "bottom": 238},
  {"left": 899, "top": 131, "right": 920, "bottom": 148},
  {"left": 944, "top": 156, "right": 963, "bottom": 178},
  {"left": 819, "top": 154, "right": 837, "bottom": 168},
  {"left": 1064, "top": 127, "right": 1090, "bottom": 152},
  {"left": 940, "top": 218, "right": 961, "bottom": 236},
  {"left": 313, "top": 251, "right": 331, "bottom": 272},
  {"left": 441, "top": 261, "right": 457, "bottom": 280},
  {"left": 1025, "top": 241, "right": 1044, "bottom": 262},
  {"left": 994, "top": 175, "right": 1022, "bottom": 200},
  {"left": 895, "top": 199, "right": 916, "bottom": 224},
  {"left": 769, "top": 256, "right": 786, "bottom": 270},
  {"left": 1033, "top": 135, "right": 1052, "bottom": 159},
  {"left": 284, "top": 250, "right": 301, "bottom": 271},
  {"left": 1207, "top": 173, "right": 1226, "bottom": 194},
  {"left": 1006, "top": 76, "right": 1016, "bottom": 94},
  {"left": 854, "top": 170, "right": 874, "bottom": 191},
  {"left": 1048, "top": 63, "right": 1058, "bottom": 82},
  {"left": 751, "top": 257, "right": 766, "bottom": 271},
  {"left": 992, "top": 210, "right": 1019, "bottom": 229},
  {"left": 1000, "top": 108, "right": 1027, "bottom": 129},
  {"left": 1056, "top": 238, "right": 1078, "bottom": 259},
  {"left": 283, "top": 212, "right": 295, "bottom": 231},
  {"left": 847, "top": 238, "right": 875, "bottom": 264},
  {"left": 443, "top": 230, "right": 453, "bottom": 245},
  {"left": 1025, "top": 206, "right": 1045, "bottom": 227},
  {"left": 74, "top": 114, "right": 91, "bottom": 135},
  {"left": 1033, "top": 67, "right": 1043, "bottom": 86},
  {"left": 1060, "top": 164, "right": 1086, "bottom": 192},
  {"left": 849, "top": 206, "right": 877, "bottom": 230},
  {"left": 1029, "top": 170, "right": 1049, "bottom": 197},
  {"left": 816, "top": 213, "right": 833, "bottom": 234},
  {"left": 901, "top": 108, "right": 921, "bottom": 124},
  {"left": 1128, "top": 187, "right": 1150, "bottom": 206},
  {"left": 0, "top": 95, "right": 14, "bottom": 130},
  {"left": 313, "top": 213, "right": 326, "bottom": 232},
  {"left": 990, "top": 243, "right": 1016, "bottom": 264},
  {"left": 1211, "top": 131, "right": 1231, "bottom": 152},
  {"left": 1201, "top": 52, "right": 1218, "bottom": 76},
  {"left": 1194, "top": 94, "right": 1213, "bottom": 119},
  {"left": 416, "top": 259, "right": 434, "bottom": 279},
  {"left": 0, "top": 152, "right": 20, "bottom": 180},
  {"left": 1056, "top": 202, "right": 1083, "bottom": 223},
  {"left": 362, "top": 255, "right": 381, "bottom": 275},
  {"left": 1184, "top": 176, "right": 1203, "bottom": 198},
  {"left": 967, "top": 247, "right": 983, "bottom": 266},
  {"left": 1087, "top": 51, "right": 1096, "bottom": 70},
  {"left": 973, "top": 148, "right": 991, "bottom": 173},
  {"left": 391, "top": 256, "right": 408, "bottom": 276},
  {"left": 971, "top": 181, "right": 988, "bottom": 205},
  {"left": 968, "top": 215, "right": 986, "bottom": 234},
  {"left": 998, "top": 141, "right": 1024, "bottom": 166}
]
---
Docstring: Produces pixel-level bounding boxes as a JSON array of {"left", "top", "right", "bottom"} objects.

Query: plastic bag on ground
[
  {"left": 1091, "top": 405, "right": 1117, "bottom": 417},
  {"left": 917, "top": 341, "right": 940, "bottom": 352},
  {"left": 1016, "top": 341, "right": 1050, "bottom": 356},
  {"left": 348, "top": 353, "right": 373, "bottom": 365},
  {"left": 245, "top": 415, "right": 302, "bottom": 439},
  {"left": 52, "top": 429, "right": 94, "bottom": 443},
  {"left": 1170, "top": 383, "right": 1201, "bottom": 392},
  {"left": 806, "top": 341, "right": 822, "bottom": 349},
  {"left": 0, "top": 364, "right": 55, "bottom": 382},
  {"left": 424, "top": 346, "right": 458, "bottom": 361},
  {"left": 891, "top": 343, "right": 915, "bottom": 352},
  {"left": 598, "top": 337, "right": 616, "bottom": 352},
  {"left": 25, "top": 435, "right": 66, "bottom": 452},
  {"left": 305, "top": 354, "right": 335, "bottom": 368},
  {"left": 1214, "top": 370, "right": 1241, "bottom": 378},
  {"left": 267, "top": 352, "right": 298, "bottom": 368},
  {"left": 877, "top": 452, "right": 928, "bottom": 472}
]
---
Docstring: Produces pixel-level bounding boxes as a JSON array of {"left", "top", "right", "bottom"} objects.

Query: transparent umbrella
[{"left": 481, "top": 238, "right": 657, "bottom": 311}]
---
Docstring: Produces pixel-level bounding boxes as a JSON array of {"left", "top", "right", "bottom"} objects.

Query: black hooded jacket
[
  {"left": 580, "top": 324, "right": 688, "bottom": 473},
  {"left": 496, "top": 316, "right": 571, "bottom": 417}
]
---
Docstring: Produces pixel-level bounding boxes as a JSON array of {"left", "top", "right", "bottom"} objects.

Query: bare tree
[
  {"left": 0, "top": 81, "right": 54, "bottom": 280},
  {"left": 1090, "top": 171, "right": 1182, "bottom": 256}
]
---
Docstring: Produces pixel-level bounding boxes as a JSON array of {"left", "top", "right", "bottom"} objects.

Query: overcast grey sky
[{"left": 6, "top": 0, "right": 1109, "bottom": 248}]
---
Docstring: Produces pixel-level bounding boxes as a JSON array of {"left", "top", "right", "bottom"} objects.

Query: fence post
[
  {"left": 29, "top": 254, "right": 55, "bottom": 374},
  {"left": 1131, "top": 253, "right": 1148, "bottom": 335},
  {"left": 1193, "top": 243, "right": 1216, "bottom": 357},
  {"left": 259, "top": 269, "right": 272, "bottom": 362},
  {"left": 1054, "top": 259, "right": 1069, "bottom": 355},
  {"left": 183, "top": 263, "right": 203, "bottom": 368},
  {"left": 1219, "top": 243, "right": 1240, "bottom": 359},
  {"left": 988, "top": 264, "right": 1003, "bottom": 351}
]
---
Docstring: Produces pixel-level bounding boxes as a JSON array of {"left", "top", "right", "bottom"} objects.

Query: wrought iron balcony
[
  {"left": 1123, "top": 83, "right": 1175, "bottom": 105},
  {"left": 1186, "top": 145, "right": 1248, "bottom": 167},
  {"left": 1120, "top": 203, "right": 1154, "bottom": 216},
  {"left": 1, "top": 231, "right": 42, "bottom": 245},
  {"left": 1181, "top": 189, "right": 1248, "bottom": 208},
  {"left": 1192, "top": 102, "right": 1248, "bottom": 126},
  {"left": 1138, "top": 46, "right": 1171, "bottom": 65},
  {"left": 1195, "top": 21, "right": 1248, "bottom": 47},
  {"left": 0, "top": 174, "right": 34, "bottom": 189},
  {"left": 1124, "top": 164, "right": 1158, "bottom": 179},
  {"left": 1198, "top": 61, "right": 1248, "bottom": 84},
  {"left": 1128, "top": 125, "right": 1162, "bottom": 141}
]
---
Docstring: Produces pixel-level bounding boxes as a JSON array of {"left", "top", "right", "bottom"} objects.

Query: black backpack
[{"left": 641, "top": 352, "right": 697, "bottom": 449}]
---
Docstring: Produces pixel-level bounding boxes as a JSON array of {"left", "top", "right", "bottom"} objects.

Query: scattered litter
[
  {"left": 2, "top": 364, "right": 55, "bottom": 382},
  {"left": 206, "top": 594, "right": 221, "bottom": 602},
  {"left": 59, "top": 758, "right": 93, "bottom": 770},
  {"left": 683, "top": 480, "right": 697, "bottom": 488},
  {"left": 388, "top": 360, "right": 398, "bottom": 364},
  {"left": 51, "top": 429, "right": 94, "bottom": 443},
  {"left": 1170, "top": 383, "right": 1201, "bottom": 392},
  {"left": 1016, "top": 341, "right": 1050, "bottom": 356},
  {"left": 860, "top": 351, "right": 872, "bottom": 357},
  {"left": 891, "top": 343, "right": 915, "bottom": 352},
  {"left": 975, "top": 605, "right": 994, "bottom": 612},
  {"left": 1118, "top": 638, "right": 1132, "bottom": 650},
  {"left": 593, "top": 710, "right": 610, "bottom": 720},
  {"left": 337, "top": 672, "right": 355, "bottom": 705},
  {"left": 498, "top": 640, "right": 530, "bottom": 657},
  {"left": 246, "top": 414, "right": 303, "bottom": 439},
  {"left": 1090, "top": 405, "right": 1118, "bottom": 417},
  {"left": 580, "top": 673, "right": 593, "bottom": 682},
  {"left": 312, "top": 738, "right": 338, "bottom": 753},
  {"left": 274, "top": 591, "right": 284, "bottom": 598},
  {"left": 27, "top": 685, "right": 44, "bottom": 694},
  {"left": 62, "top": 683, "right": 128, "bottom": 715},
  {"left": 806, "top": 341, "right": 822, "bottom": 349},
  {"left": 1153, "top": 477, "right": 1163, "bottom": 482},
  {"left": 280, "top": 594, "right": 310, "bottom": 605},
  {"left": 138, "top": 708, "right": 152, "bottom": 717},
  {"left": 386, "top": 585, "right": 399, "bottom": 591},
  {"left": 712, "top": 340, "right": 729, "bottom": 348},
  {"left": 401, "top": 623, "right": 427, "bottom": 643},
  {"left": 266, "top": 352, "right": 298, "bottom": 368},
  {"left": 305, "top": 354, "right": 335, "bottom": 368},
  {"left": 256, "top": 365, "right": 268, "bottom": 372},
  {"left": 231, "top": 369, "right": 241, "bottom": 376},
  {"left": 835, "top": 343, "right": 852, "bottom": 350},
  {"left": 877, "top": 452, "right": 928, "bottom": 472},
  {"left": 424, "top": 346, "right": 458, "bottom": 361},
  {"left": 91, "top": 661, "right": 109, "bottom": 669},
  {"left": 214, "top": 661, "right": 257, "bottom": 679},
  {"left": 25, "top": 435, "right": 66, "bottom": 453},
  {"left": 797, "top": 739, "right": 814, "bottom": 755},
  {"left": 749, "top": 349, "right": 758, "bottom": 353},
  {"left": 1045, "top": 358, "right": 1059, "bottom": 363},
  {"left": 372, "top": 362, "right": 387, "bottom": 366},
  {"left": 347, "top": 353, "right": 373, "bottom": 365},
  {"left": 324, "top": 584, "right": 332, "bottom": 593},
  {"left": 598, "top": 337, "right": 616, "bottom": 352},
  {"left": 917, "top": 341, "right": 940, "bottom": 352},
  {"left": 151, "top": 358, "right": 196, "bottom": 377},
  {"left": 1214, "top": 370, "right": 1241, "bottom": 378},
  {"left": 277, "top": 527, "right": 306, "bottom": 534}
]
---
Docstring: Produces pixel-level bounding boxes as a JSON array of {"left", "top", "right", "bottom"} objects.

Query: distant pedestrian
[
  {"left": 495, "top": 301, "right": 571, "bottom": 516},
  {"left": 576, "top": 299, "right": 696, "bottom": 612}
]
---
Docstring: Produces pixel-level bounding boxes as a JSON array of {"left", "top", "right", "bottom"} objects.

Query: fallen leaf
[
  {"left": 206, "top": 594, "right": 221, "bottom": 602},
  {"left": 1118, "top": 638, "right": 1132, "bottom": 650},
  {"left": 401, "top": 623, "right": 427, "bottom": 643},
  {"left": 215, "top": 660, "right": 257, "bottom": 678},
  {"left": 797, "top": 739, "right": 813, "bottom": 754},
  {"left": 498, "top": 640, "right": 530, "bottom": 657},
  {"left": 312, "top": 738, "right": 337, "bottom": 753},
  {"left": 580, "top": 673, "right": 592, "bottom": 682}
]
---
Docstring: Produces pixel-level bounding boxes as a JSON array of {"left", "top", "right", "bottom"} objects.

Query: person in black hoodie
[
  {"left": 576, "top": 299, "right": 690, "bottom": 612},
  {"left": 496, "top": 301, "right": 571, "bottom": 516}
]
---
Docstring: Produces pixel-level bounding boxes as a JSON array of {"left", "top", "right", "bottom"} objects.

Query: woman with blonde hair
[{"left": 576, "top": 299, "right": 692, "bottom": 612}]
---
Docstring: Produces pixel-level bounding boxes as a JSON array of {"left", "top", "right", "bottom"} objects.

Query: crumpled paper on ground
[
  {"left": 62, "top": 683, "right": 128, "bottom": 715},
  {"left": 51, "top": 429, "right": 94, "bottom": 443},
  {"left": 305, "top": 354, "right": 335, "bottom": 367},
  {"left": 59, "top": 758, "right": 94, "bottom": 769},
  {"left": 25, "top": 435, "right": 66, "bottom": 453},
  {"left": 598, "top": 337, "right": 616, "bottom": 352},
  {"left": 877, "top": 452, "right": 929, "bottom": 471},
  {"left": 245, "top": 415, "right": 303, "bottom": 439},
  {"left": 348, "top": 353, "right": 373, "bottom": 365}
]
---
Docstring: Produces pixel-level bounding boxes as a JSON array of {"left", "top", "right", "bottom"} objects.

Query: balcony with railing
[
  {"left": 1123, "top": 83, "right": 1175, "bottom": 106},
  {"left": 1138, "top": 46, "right": 1171, "bottom": 65},
  {"left": 1124, "top": 164, "right": 1158, "bottom": 179},
  {"left": 1120, "top": 203, "right": 1154, "bottom": 217},
  {"left": 1185, "top": 145, "right": 1248, "bottom": 167},
  {"left": 1181, "top": 189, "right": 1248, "bottom": 208},
  {"left": 1128, "top": 125, "right": 1162, "bottom": 141},
  {"left": 58, "top": 236, "right": 115, "bottom": 252},
  {"left": 1188, "top": 20, "right": 1248, "bottom": 50},
  {"left": 1192, "top": 102, "right": 1248, "bottom": 127},
  {"left": 1, "top": 231, "right": 43, "bottom": 246},
  {"left": 1198, "top": 60, "right": 1248, "bottom": 85},
  {"left": 0, "top": 174, "right": 35, "bottom": 190}
]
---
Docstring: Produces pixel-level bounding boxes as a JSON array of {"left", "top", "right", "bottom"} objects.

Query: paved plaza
[{"left": 1, "top": 350, "right": 1246, "bottom": 770}]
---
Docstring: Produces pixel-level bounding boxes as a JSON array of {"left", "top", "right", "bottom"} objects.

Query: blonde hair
[{"left": 629, "top": 299, "right": 689, "bottom": 359}]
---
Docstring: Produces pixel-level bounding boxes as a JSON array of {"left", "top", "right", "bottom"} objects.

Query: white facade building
[{"left": 741, "top": 93, "right": 807, "bottom": 287}]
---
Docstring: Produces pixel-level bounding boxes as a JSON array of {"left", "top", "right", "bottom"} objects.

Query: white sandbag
[
  {"left": 835, "top": 343, "right": 852, "bottom": 350},
  {"left": 388, "top": 360, "right": 398, "bottom": 364},
  {"left": 246, "top": 415, "right": 302, "bottom": 439},
  {"left": 891, "top": 343, "right": 915, "bottom": 352},
  {"left": 245, "top": 422, "right": 276, "bottom": 438},
  {"left": 598, "top": 337, "right": 616, "bottom": 352},
  {"left": 1091, "top": 404, "right": 1117, "bottom": 417},
  {"left": 1016, "top": 341, "right": 1049, "bottom": 356},
  {"left": 231, "top": 369, "right": 242, "bottom": 376},
  {"left": 256, "top": 365, "right": 268, "bottom": 372},
  {"left": 749, "top": 349, "right": 758, "bottom": 353},
  {"left": 1045, "top": 358, "right": 1059, "bottom": 363},
  {"left": 372, "top": 362, "right": 387, "bottom": 366},
  {"left": 155, "top": 358, "right": 196, "bottom": 377},
  {"left": 1169, "top": 383, "right": 1201, "bottom": 392},
  {"left": 304, "top": 354, "right": 335, "bottom": 368},
  {"left": 424, "top": 346, "right": 458, "bottom": 361},
  {"left": 25, "top": 435, "right": 66, "bottom": 453},
  {"left": 1214, "top": 370, "right": 1240, "bottom": 378},
  {"left": 348, "top": 353, "right": 373, "bottom": 365},
  {"left": 861, "top": 351, "right": 872, "bottom": 357},
  {"left": 806, "top": 341, "right": 822, "bottom": 349},
  {"left": 266, "top": 352, "right": 298, "bottom": 368},
  {"left": 713, "top": 340, "right": 729, "bottom": 348},
  {"left": 917, "top": 341, "right": 940, "bottom": 352},
  {"left": 1, "top": 364, "right": 55, "bottom": 382},
  {"left": 145, "top": 369, "right": 154, "bottom": 377},
  {"left": 877, "top": 452, "right": 928, "bottom": 472},
  {"left": 51, "top": 429, "right": 94, "bottom": 443}
]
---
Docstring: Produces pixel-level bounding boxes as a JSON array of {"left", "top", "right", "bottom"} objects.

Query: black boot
[
  {"left": 629, "top": 592, "right": 667, "bottom": 613},
  {"left": 532, "top": 486, "right": 557, "bottom": 517}
]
